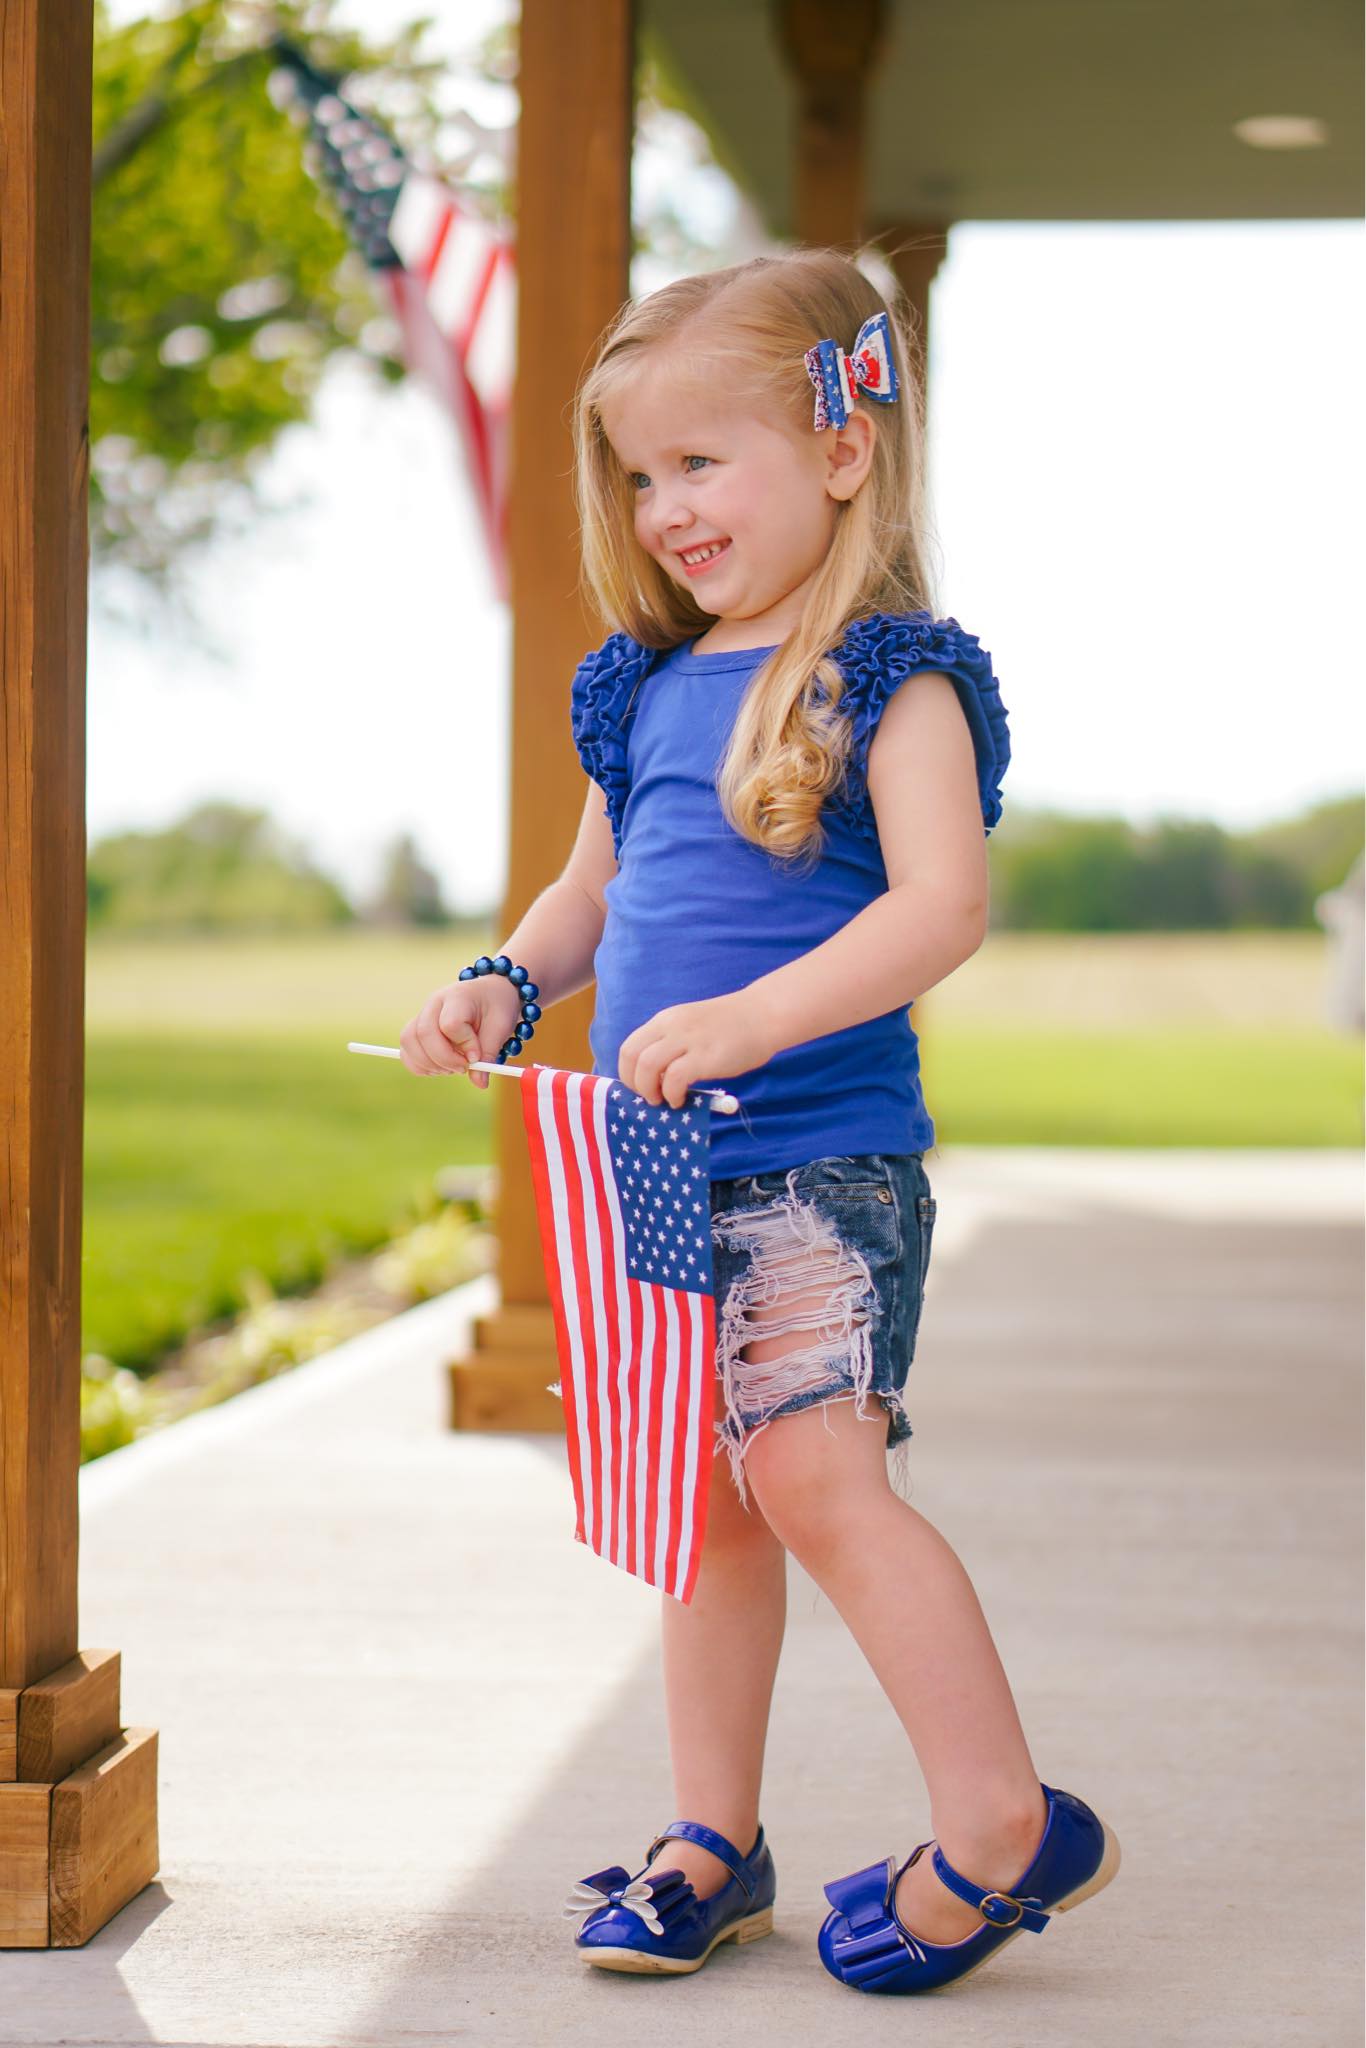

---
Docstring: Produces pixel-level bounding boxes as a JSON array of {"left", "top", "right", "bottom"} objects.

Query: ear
[{"left": 823, "top": 409, "right": 876, "bottom": 501}]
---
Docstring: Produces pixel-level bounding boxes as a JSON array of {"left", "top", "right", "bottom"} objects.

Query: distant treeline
[
  {"left": 87, "top": 804, "right": 449, "bottom": 934},
  {"left": 88, "top": 793, "right": 1362, "bottom": 936},
  {"left": 986, "top": 794, "right": 1361, "bottom": 931}
]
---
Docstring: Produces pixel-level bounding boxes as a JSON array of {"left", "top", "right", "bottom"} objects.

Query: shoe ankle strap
[
  {"left": 929, "top": 1845, "right": 1051, "bottom": 1933},
  {"left": 646, "top": 1820, "right": 759, "bottom": 1898}
]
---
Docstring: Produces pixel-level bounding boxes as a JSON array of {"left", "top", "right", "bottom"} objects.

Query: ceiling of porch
[{"left": 643, "top": 0, "right": 1363, "bottom": 229}]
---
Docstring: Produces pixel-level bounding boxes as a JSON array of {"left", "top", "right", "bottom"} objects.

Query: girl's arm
[{"left": 746, "top": 671, "right": 988, "bottom": 1057}]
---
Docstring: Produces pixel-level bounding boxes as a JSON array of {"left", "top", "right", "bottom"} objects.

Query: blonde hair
[{"left": 571, "top": 245, "right": 940, "bottom": 866}]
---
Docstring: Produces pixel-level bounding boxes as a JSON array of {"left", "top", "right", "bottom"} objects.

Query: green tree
[
  {"left": 90, "top": 0, "right": 444, "bottom": 583},
  {"left": 88, "top": 800, "right": 354, "bottom": 932},
  {"left": 1241, "top": 793, "right": 1364, "bottom": 903},
  {"left": 989, "top": 796, "right": 1363, "bottom": 931},
  {"left": 991, "top": 814, "right": 1143, "bottom": 931},
  {"left": 1129, "top": 819, "right": 1233, "bottom": 929},
  {"left": 367, "top": 832, "right": 452, "bottom": 928}
]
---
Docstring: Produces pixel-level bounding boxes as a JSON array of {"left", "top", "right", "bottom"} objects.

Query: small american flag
[
  {"left": 268, "top": 40, "right": 514, "bottom": 598},
  {"left": 520, "top": 1063, "right": 717, "bottom": 1605}
]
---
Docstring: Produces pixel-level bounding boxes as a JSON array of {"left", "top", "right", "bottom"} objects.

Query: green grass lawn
[
  {"left": 83, "top": 930, "right": 1362, "bottom": 1373},
  {"left": 926, "top": 1026, "right": 1361, "bottom": 1146},
  {"left": 84, "top": 1032, "right": 491, "bottom": 1369}
]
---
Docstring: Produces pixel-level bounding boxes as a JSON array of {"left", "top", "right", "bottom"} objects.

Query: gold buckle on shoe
[{"left": 978, "top": 1890, "right": 1025, "bottom": 1927}]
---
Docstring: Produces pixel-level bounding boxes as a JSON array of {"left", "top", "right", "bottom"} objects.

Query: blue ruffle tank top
[{"left": 569, "top": 610, "right": 1011, "bottom": 1179}]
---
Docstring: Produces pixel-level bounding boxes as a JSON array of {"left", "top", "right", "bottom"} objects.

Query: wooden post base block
[
  {"left": 448, "top": 1304, "right": 566, "bottom": 1432},
  {"left": 50, "top": 1727, "right": 158, "bottom": 1948},
  {"left": 448, "top": 1354, "right": 565, "bottom": 1432},
  {"left": 17, "top": 1648, "right": 121, "bottom": 1784},
  {"left": 0, "top": 1693, "right": 17, "bottom": 1782},
  {"left": 0, "top": 1783, "right": 51, "bottom": 1947},
  {"left": 0, "top": 1727, "right": 158, "bottom": 1949}
]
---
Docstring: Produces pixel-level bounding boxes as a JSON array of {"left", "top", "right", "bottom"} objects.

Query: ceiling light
[{"left": 1233, "top": 115, "right": 1329, "bottom": 150}]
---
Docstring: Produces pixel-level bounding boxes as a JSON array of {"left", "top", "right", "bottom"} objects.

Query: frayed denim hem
[{"left": 710, "top": 1164, "right": 911, "bottom": 1510}]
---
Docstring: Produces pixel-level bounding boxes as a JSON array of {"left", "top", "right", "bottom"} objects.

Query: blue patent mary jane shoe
[
  {"left": 818, "top": 1783, "right": 1120, "bottom": 1995},
  {"left": 565, "top": 1818, "right": 776, "bottom": 1974}
]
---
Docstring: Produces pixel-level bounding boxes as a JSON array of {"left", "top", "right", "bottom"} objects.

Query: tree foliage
[
  {"left": 988, "top": 793, "right": 1363, "bottom": 932},
  {"left": 88, "top": 800, "right": 354, "bottom": 931},
  {"left": 87, "top": 791, "right": 1362, "bottom": 937},
  {"left": 90, "top": 0, "right": 445, "bottom": 584}
]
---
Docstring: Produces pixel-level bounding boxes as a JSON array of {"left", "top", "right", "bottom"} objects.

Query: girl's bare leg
[
  {"left": 744, "top": 1392, "right": 1048, "bottom": 1943},
  {"left": 640, "top": 1405, "right": 788, "bottom": 1901}
]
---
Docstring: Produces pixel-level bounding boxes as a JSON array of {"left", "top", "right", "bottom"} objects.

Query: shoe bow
[{"left": 563, "top": 1873, "right": 665, "bottom": 1937}]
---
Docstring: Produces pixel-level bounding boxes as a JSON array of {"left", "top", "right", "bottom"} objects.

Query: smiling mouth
[{"left": 678, "top": 539, "right": 731, "bottom": 574}]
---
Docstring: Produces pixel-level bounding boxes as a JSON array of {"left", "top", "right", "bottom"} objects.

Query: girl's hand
[
  {"left": 399, "top": 975, "right": 525, "bottom": 1089},
  {"left": 618, "top": 992, "right": 778, "bottom": 1110}
]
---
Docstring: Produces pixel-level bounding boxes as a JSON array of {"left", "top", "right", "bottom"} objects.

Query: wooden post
[
  {"left": 447, "top": 0, "right": 636, "bottom": 1428},
  {"left": 775, "top": 0, "right": 887, "bottom": 247},
  {"left": 2, "top": 0, "right": 90, "bottom": 1715},
  {"left": 0, "top": 0, "right": 159, "bottom": 1946}
]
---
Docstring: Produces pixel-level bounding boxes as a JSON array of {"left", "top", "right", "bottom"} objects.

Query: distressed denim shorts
[{"left": 707, "top": 1151, "right": 937, "bottom": 1507}]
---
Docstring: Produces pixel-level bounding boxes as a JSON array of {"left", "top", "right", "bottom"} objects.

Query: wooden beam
[
  {"left": 0, "top": 0, "right": 93, "bottom": 1691},
  {"left": 449, "top": 0, "right": 635, "bottom": 1428},
  {"left": 775, "top": 0, "right": 887, "bottom": 247}
]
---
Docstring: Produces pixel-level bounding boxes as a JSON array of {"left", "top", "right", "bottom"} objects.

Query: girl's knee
[
  {"left": 702, "top": 1445, "right": 782, "bottom": 1554},
  {"left": 743, "top": 1398, "right": 890, "bottom": 1558}
]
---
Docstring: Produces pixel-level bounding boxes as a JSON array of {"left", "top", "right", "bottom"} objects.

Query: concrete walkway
[{"left": 4, "top": 1148, "right": 1361, "bottom": 2047}]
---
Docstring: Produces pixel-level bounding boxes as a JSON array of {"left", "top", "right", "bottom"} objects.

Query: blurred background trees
[
  {"left": 87, "top": 800, "right": 356, "bottom": 930},
  {"left": 987, "top": 794, "right": 1361, "bottom": 932},
  {"left": 86, "top": 793, "right": 1361, "bottom": 934},
  {"left": 365, "top": 832, "right": 452, "bottom": 927}
]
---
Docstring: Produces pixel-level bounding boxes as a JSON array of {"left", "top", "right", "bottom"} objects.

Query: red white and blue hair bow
[{"left": 803, "top": 309, "right": 900, "bottom": 431}]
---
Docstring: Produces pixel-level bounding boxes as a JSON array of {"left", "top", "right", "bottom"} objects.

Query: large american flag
[
  {"left": 520, "top": 1064, "right": 717, "bottom": 1605},
  {"left": 268, "top": 39, "right": 514, "bottom": 598}
]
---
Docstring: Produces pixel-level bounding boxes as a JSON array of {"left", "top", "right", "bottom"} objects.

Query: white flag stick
[{"left": 346, "top": 1043, "right": 740, "bottom": 1114}]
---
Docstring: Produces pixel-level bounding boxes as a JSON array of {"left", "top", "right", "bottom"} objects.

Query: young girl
[{"left": 400, "top": 247, "right": 1120, "bottom": 1994}]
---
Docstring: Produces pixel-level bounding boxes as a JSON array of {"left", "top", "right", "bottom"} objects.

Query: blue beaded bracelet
[{"left": 456, "top": 953, "right": 542, "bottom": 1064}]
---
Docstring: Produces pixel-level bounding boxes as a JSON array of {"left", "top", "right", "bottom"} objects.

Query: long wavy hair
[{"left": 571, "top": 245, "right": 940, "bottom": 866}]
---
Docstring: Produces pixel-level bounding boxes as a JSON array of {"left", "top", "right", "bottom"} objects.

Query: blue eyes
[{"left": 629, "top": 456, "right": 711, "bottom": 489}]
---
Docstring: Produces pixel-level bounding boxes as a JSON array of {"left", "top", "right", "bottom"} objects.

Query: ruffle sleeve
[
  {"left": 828, "top": 610, "right": 1012, "bottom": 839},
  {"left": 569, "top": 632, "right": 658, "bottom": 859}
]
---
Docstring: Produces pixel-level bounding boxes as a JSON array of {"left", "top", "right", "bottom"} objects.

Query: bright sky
[{"left": 91, "top": 2, "right": 1364, "bottom": 914}]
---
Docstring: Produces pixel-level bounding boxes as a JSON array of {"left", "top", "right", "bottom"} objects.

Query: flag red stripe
[
  {"left": 551, "top": 1071, "right": 604, "bottom": 1554},
  {"left": 634, "top": 1280, "right": 655, "bottom": 1580},
  {"left": 417, "top": 200, "right": 454, "bottom": 282},
  {"left": 623, "top": 1277, "right": 641, "bottom": 1577},
  {"left": 677, "top": 1295, "right": 717, "bottom": 1604},
  {"left": 455, "top": 239, "right": 500, "bottom": 353},
  {"left": 661, "top": 1291, "right": 689, "bottom": 1595},
  {"left": 583, "top": 1077, "right": 630, "bottom": 1569},
  {"left": 520, "top": 1070, "right": 586, "bottom": 1541},
  {"left": 544, "top": 1064, "right": 598, "bottom": 1540},
  {"left": 644, "top": 1281, "right": 669, "bottom": 1584},
  {"left": 575, "top": 1072, "right": 623, "bottom": 1563}
]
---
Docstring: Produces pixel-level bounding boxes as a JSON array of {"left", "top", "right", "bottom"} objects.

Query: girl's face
[{"left": 602, "top": 362, "right": 869, "bottom": 642}]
